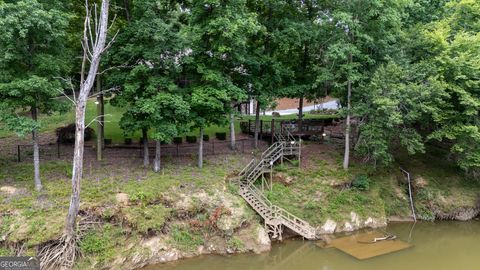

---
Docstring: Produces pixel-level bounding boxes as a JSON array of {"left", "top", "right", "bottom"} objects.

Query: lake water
[{"left": 145, "top": 221, "right": 480, "bottom": 270}]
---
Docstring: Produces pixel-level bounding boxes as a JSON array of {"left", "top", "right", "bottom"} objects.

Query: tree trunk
[
  {"left": 229, "top": 112, "right": 235, "bottom": 150},
  {"left": 254, "top": 100, "right": 260, "bottom": 149},
  {"left": 65, "top": 101, "right": 87, "bottom": 236},
  {"left": 298, "top": 96, "right": 304, "bottom": 133},
  {"left": 65, "top": 0, "right": 110, "bottom": 236},
  {"left": 96, "top": 77, "right": 104, "bottom": 161},
  {"left": 31, "top": 106, "right": 42, "bottom": 191},
  {"left": 198, "top": 127, "right": 204, "bottom": 168},
  {"left": 343, "top": 79, "right": 352, "bottom": 170},
  {"left": 154, "top": 140, "right": 161, "bottom": 172},
  {"left": 142, "top": 128, "right": 149, "bottom": 167},
  {"left": 124, "top": 0, "right": 131, "bottom": 22}
]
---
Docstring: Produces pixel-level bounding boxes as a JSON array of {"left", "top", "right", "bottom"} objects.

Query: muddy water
[{"left": 146, "top": 222, "right": 480, "bottom": 270}]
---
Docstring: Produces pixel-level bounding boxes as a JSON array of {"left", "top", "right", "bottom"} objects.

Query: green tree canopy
[{"left": 0, "top": 0, "right": 71, "bottom": 190}]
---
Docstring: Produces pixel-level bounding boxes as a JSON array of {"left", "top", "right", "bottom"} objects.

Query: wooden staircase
[{"left": 238, "top": 129, "right": 317, "bottom": 240}]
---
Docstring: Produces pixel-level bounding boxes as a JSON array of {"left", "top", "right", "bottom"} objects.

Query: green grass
[
  {"left": 169, "top": 225, "right": 204, "bottom": 252},
  {"left": 0, "top": 152, "right": 245, "bottom": 247},
  {"left": 79, "top": 224, "right": 127, "bottom": 265},
  {"left": 0, "top": 152, "right": 258, "bottom": 267},
  {"left": 0, "top": 99, "right": 224, "bottom": 142},
  {"left": 122, "top": 205, "right": 171, "bottom": 234},
  {"left": 393, "top": 146, "right": 480, "bottom": 213},
  {"left": 264, "top": 144, "right": 479, "bottom": 225},
  {"left": 0, "top": 99, "right": 338, "bottom": 143},
  {"left": 227, "top": 236, "right": 245, "bottom": 251},
  {"left": 0, "top": 100, "right": 126, "bottom": 142},
  {"left": 265, "top": 155, "right": 386, "bottom": 224}
]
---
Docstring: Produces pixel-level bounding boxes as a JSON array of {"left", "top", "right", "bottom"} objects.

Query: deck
[{"left": 240, "top": 118, "right": 338, "bottom": 143}]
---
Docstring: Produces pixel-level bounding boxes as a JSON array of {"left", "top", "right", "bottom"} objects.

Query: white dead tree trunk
[
  {"left": 39, "top": 2, "right": 112, "bottom": 269},
  {"left": 65, "top": 0, "right": 111, "bottom": 237}
]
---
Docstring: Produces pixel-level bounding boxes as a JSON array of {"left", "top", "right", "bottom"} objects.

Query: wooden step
[{"left": 238, "top": 135, "right": 316, "bottom": 240}]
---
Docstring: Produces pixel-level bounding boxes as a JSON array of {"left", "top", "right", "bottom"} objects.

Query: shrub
[
  {"left": 216, "top": 132, "right": 226, "bottom": 140},
  {"left": 352, "top": 175, "right": 371, "bottom": 191},
  {"left": 186, "top": 136, "right": 197, "bottom": 143},
  {"left": 124, "top": 138, "right": 132, "bottom": 145},
  {"left": 203, "top": 134, "right": 209, "bottom": 141},
  {"left": 173, "top": 137, "right": 183, "bottom": 144},
  {"left": 56, "top": 124, "right": 94, "bottom": 144}
]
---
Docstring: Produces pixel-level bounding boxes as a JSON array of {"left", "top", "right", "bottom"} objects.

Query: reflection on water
[{"left": 145, "top": 222, "right": 480, "bottom": 270}]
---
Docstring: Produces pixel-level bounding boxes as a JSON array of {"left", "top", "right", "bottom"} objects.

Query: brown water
[{"left": 146, "top": 222, "right": 480, "bottom": 270}]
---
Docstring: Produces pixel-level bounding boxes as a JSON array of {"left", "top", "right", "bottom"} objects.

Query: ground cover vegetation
[{"left": 0, "top": 0, "right": 479, "bottom": 268}]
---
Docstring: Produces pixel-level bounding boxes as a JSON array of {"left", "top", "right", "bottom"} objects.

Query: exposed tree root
[
  {"left": 38, "top": 234, "right": 79, "bottom": 270},
  {"left": 38, "top": 216, "right": 102, "bottom": 269}
]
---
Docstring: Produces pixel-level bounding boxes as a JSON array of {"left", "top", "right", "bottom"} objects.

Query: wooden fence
[{"left": 12, "top": 138, "right": 267, "bottom": 162}]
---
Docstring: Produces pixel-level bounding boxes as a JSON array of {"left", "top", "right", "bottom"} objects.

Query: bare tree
[
  {"left": 39, "top": 1, "right": 112, "bottom": 268},
  {"left": 65, "top": 0, "right": 111, "bottom": 237}
]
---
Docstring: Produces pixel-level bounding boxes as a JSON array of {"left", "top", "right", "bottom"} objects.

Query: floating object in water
[
  {"left": 357, "top": 234, "right": 397, "bottom": 244},
  {"left": 318, "top": 230, "right": 412, "bottom": 260}
]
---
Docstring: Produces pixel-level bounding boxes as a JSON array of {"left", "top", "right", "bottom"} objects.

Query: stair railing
[{"left": 237, "top": 126, "right": 316, "bottom": 240}]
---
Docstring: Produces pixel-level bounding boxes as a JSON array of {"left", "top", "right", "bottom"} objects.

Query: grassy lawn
[
  {"left": 265, "top": 150, "right": 387, "bottom": 225},
  {"left": 0, "top": 100, "right": 338, "bottom": 143},
  {"left": 0, "top": 100, "right": 125, "bottom": 141}
]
